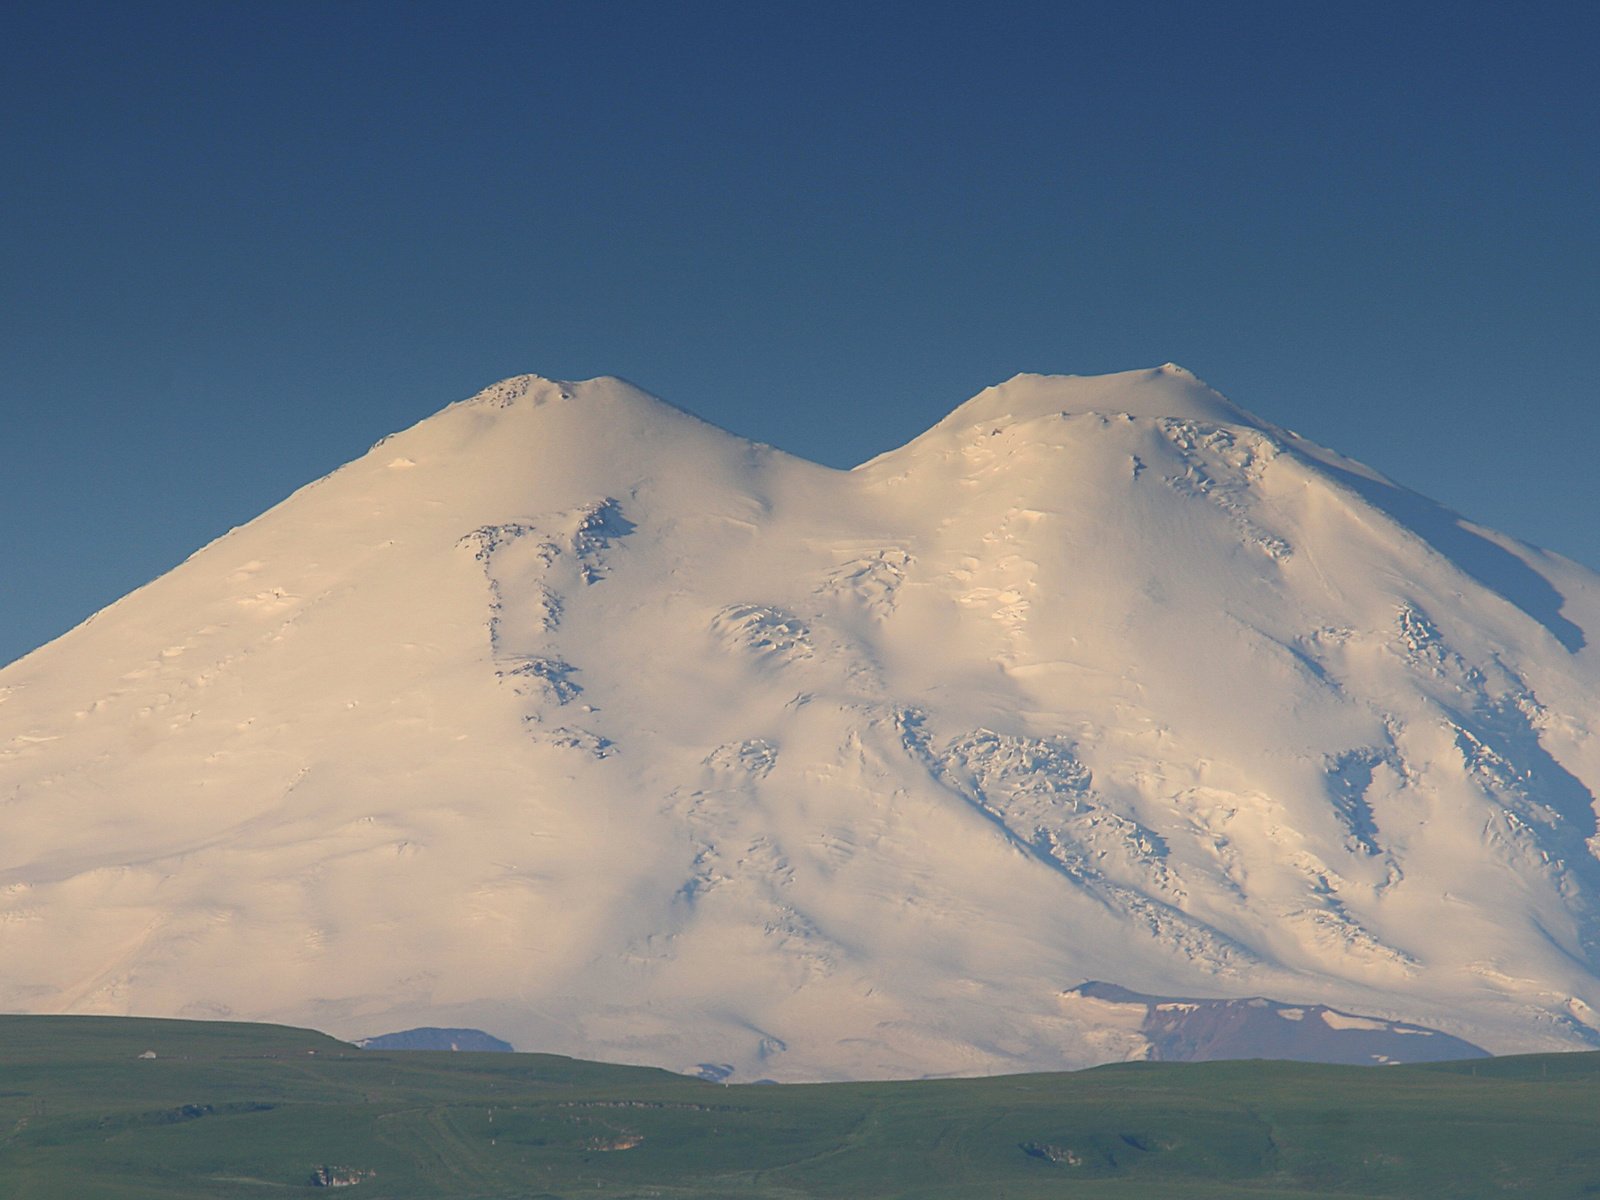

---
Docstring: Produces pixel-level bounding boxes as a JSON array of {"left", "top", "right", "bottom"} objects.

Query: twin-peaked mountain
[{"left": 2, "top": 366, "right": 1598, "bottom": 1080}]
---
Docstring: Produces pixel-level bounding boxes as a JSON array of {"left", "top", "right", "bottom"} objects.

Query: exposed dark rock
[
  {"left": 1066, "top": 981, "right": 1489, "bottom": 1065},
  {"left": 309, "top": 1165, "right": 374, "bottom": 1187}
]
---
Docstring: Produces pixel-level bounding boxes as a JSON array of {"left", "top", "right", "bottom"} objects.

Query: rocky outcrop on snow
[{"left": 1060, "top": 982, "right": 1488, "bottom": 1065}]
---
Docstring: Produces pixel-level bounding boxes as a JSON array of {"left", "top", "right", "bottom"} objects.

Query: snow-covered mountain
[{"left": 3, "top": 365, "right": 1599, "bottom": 1081}]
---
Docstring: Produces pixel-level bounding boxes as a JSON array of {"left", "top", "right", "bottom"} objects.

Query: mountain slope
[{"left": 2, "top": 366, "right": 1598, "bottom": 1081}]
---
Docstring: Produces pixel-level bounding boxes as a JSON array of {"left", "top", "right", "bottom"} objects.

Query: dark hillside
[{"left": 0, "top": 1015, "right": 1595, "bottom": 1198}]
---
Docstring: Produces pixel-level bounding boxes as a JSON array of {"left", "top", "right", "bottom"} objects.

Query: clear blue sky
[{"left": 3, "top": 1, "right": 1597, "bottom": 667}]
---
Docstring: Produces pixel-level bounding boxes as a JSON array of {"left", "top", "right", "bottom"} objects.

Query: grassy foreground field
[{"left": 0, "top": 1015, "right": 1595, "bottom": 1198}]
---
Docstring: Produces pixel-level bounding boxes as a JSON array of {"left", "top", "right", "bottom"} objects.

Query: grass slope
[{"left": 0, "top": 1015, "right": 1595, "bottom": 1198}]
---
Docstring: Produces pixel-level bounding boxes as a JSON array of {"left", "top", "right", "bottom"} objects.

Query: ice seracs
[{"left": 1, "top": 367, "right": 1598, "bottom": 1081}]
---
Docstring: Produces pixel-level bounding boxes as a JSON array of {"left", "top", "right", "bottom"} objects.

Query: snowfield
[{"left": 2, "top": 365, "right": 1598, "bottom": 1080}]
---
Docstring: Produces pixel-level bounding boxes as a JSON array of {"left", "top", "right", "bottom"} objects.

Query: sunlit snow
[{"left": 1, "top": 366, "right": 1598, "bottom": 1081}]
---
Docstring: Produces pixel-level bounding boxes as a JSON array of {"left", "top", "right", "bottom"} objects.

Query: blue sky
[{"left": 3, "top": 0, "right": 1597, "bottom": 667}]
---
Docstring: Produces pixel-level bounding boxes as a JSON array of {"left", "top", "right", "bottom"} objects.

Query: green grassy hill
[{"left": 0, "top": 1014, "right": 1595, "bottom": 1198}]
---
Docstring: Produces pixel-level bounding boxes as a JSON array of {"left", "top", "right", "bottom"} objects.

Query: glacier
[{"left": 1, "top": 364, "right": 1598, "bottom": 1081}]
